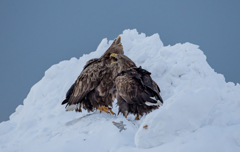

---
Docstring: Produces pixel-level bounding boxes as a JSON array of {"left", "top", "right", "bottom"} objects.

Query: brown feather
[
  {"left": 112, "top": 54, "right": 163, "bottom": 117},
  {"left": 62, "top": 36, "right": 124, "bottom": 112}
]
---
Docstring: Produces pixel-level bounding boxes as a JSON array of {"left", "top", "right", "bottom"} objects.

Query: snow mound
[{"left": 1, "top": 29, "right": 240, "bottom": 152}]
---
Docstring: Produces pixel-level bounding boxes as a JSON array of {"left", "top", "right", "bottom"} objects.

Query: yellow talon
[
  {"left": 124, "top": 111, "right": 128, "bottom": 119},
  {"left": 97, "top": 106, "right": 115, "bottom": 115},
  {"left": 109, "top": 109, "right": 116, "bottom": 116},
  {"left": 135, "top": 114, "right": 140, "bottom": 120},
  {"left": 116, "top": 36, "right": 121, "bottom": 46},
  {"left": 97, "top": 106, "right": 103, "bottom": 113},
  {"left": 102, "top": 106, "right": 109, "bottom": 114}
]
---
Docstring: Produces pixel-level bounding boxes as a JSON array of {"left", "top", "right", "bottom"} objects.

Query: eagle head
[
  {"left": 102, "top": 36, "right": 124, "bottom": 59},
  {"left": 110, "top": 53, "right": 137, "bottom": 71},
  {"left": 109, "top": 36, "right": 124, "bottom": 55}
]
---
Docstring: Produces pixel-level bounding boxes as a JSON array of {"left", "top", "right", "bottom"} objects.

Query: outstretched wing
[{"left": 63, "top": 58, "right": 105, "bottom": 106}]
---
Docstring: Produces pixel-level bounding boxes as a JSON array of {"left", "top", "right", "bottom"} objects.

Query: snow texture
[{"left": 1, "top": 29, "right": 240, "bottom": 152}]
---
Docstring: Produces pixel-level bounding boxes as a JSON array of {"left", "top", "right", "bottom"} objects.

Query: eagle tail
[
  {"left": 154, "top": 94, "right": 163, "bottom": 104},
  {"left": 145, "top": 86, "right": 164, "bottom": 104},
  {"left": 145, "top": 97, "right": 162, "bottom": 106},
  {"left": 65, "top": 103, "right": 82, "bottom": 112},
  {"left": 61, "top": 99, "right": 68, "bottom": 105},
  {"left": 143, "top": 92, "right": 163, "bottom": 106},
  {"left": 65, "top": 104, "right": 76, "bottom": 111}
]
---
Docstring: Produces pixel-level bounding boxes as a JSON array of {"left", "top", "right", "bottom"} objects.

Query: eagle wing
[
  {"left": 83, "top": 58, "right": 101, "bottom": 70},
  {"left": 115, "top": 69, "right": 150, "bottom": 105},
  {"left": 137, "top": 68, "right": 163, "bottom": 103},
  {"left": 116, "top": 75, "right": 140, "bottom": 104},
  {"left": 116, "top": 68, "right": 163, "bottom": 105},
  {"left": 64, "top": 58, "right": 104, "bottom": 106}
]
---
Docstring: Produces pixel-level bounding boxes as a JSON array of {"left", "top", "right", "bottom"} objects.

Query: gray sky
[{"left": 0, "top": 0, "right": 239, "bottom": 122}]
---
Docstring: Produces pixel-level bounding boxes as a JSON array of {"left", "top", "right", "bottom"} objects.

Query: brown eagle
[
  {"left": 62, "top": 36, "right": 123, "bottom": 114},
  {"left": 110, "top": 53, "right": 163, "bottom": 120}
]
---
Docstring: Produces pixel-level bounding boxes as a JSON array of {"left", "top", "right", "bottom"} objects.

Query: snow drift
[{"left": 1, "top": 29, "right": 240, "bottom": 152}]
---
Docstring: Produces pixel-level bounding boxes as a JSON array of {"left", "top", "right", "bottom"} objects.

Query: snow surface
[{"left": 1, "top": 29, "right": 240, "bottom": 152}]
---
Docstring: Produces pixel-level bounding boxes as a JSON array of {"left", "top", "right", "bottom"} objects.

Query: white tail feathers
[
  {"left": 65, "top": 103, "right": 82, "bottom": 111},
  {"left": 65, "top": 104, "right": 76, "bottom": 111},
  {"left": 145, "top": 97, "right": 163, "bottom": 106}
]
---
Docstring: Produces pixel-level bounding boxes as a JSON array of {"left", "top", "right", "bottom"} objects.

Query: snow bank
[{"left": 0, "top": 29, "right": 240, "bottom": 152}]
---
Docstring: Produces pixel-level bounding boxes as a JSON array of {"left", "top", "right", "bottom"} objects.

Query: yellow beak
[
  {"left": 116, "top": 36, "right": 122, "bottom": 46},
  {"left": 110, "top": 53, "right": 118, "bottom": 58},
  {"left": 111, "top": 62, "right": 117, "bottom": 65}
]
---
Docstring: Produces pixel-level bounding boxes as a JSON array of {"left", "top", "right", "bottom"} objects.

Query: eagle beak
[
  {"left": 110, "top": 53, "right": 118, "bottom": 59},
  {"left": 111, "top": 62, "right": 117, "bottom": 65},
  {"left": 116, "top": 36, "right": 122, "bottom": 46}
]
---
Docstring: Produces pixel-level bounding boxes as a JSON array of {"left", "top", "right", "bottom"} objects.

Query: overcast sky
[{"left": 0, "top": 0, "right": 239, "bottom": 122}]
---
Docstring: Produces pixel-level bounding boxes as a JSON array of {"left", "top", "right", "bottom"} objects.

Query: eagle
[
  {"left": 110, "top": 53, "right": 163, "bottom": 120},
  {"left": 62, "top": 36, "right": 124, "bottom": 115}
]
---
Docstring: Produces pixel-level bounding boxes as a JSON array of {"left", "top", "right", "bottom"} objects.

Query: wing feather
[
  {"left": 83, "top": 58, "right": 101, "bottom": 70},
  {"left": 66, "top": 59, "right": 104, "bottom": 105},
  {"left": 116, "top": 67, "right": 163, "bottom": 105},
  {"left": 116, "top": 74, "right": 145, "bottom": 104}
]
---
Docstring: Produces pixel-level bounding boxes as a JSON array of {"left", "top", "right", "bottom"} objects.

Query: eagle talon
[
  {"left": 124, "top": 111, "right": 128, "bottom": 119},
  {"left": 109, "top": 108, "right": 116, "bottom": 116},
  {"left": 97, "top": 106, "right": 106, "bottom": 113},
  {"left": 97, "top": 106, "right": 115, "bottom": 115},
  {"left": 110, "top": 110, "right": 116, "bottom": 116},
  {"left": 135, "top": 114, "right": 140, "bottom": 120}
]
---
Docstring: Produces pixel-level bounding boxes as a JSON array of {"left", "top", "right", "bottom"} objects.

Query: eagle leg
[
  {"left": 124, "top": 111, "right": 128, "bottom": 119},
  {"left": 102, "top": 106, "right": 110, "bottom": 114},
  {"left": 75, "top": 103, "right": 82, "bottom": 112},
  {"left": 134, "top": 114, "right": 140, "bottom": 120},
  {"left": 97, "top": 106, "right": 106, "bottom": 113},
  {"left": 97, "top": 106, "right": 116, "bottom": 115},
  {"left": 75, "top": 108, "right": 82, "bottom": 112},
  {"left": 109, "top": 109, "right": 116, "bottom": 116}
]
